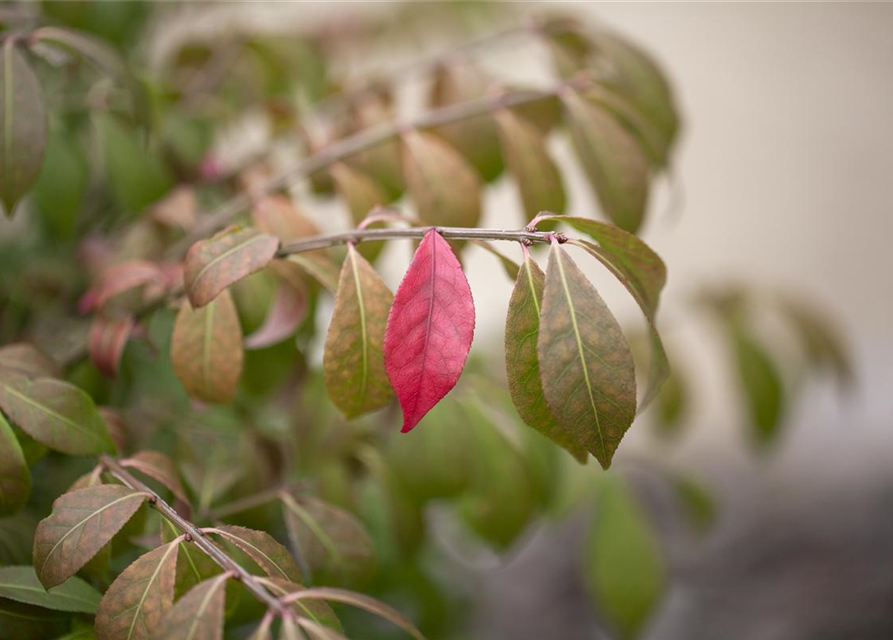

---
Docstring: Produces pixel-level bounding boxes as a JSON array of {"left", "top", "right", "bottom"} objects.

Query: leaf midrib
[{"left": 349, "top": 249, "right": 370, "bottom": 408}]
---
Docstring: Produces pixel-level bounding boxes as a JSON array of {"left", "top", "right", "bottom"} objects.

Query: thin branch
[
  {"left": 100, "top": 454, "right": 289, "bottom": 617},
  {"left": 207, "top": 480, "right": 311, "bottom": 521}
]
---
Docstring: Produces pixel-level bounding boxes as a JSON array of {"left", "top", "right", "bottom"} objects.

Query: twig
[
  {"left": 100, "top": 454, "right": 289, "bottom": 617},
  {"left": 207, "top": 480, "right": 311, "bottom": 521}
]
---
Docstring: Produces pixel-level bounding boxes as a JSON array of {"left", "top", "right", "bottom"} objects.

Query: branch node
[{"left": 553, "top": 232, "right": 569, "bottom": 244}]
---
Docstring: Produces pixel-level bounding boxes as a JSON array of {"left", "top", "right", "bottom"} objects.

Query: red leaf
[
  {"left": 88, "top": 315, "right": 134, "bottom": 377},
  {"left": 384, "top": 230, "right": 475, "bottom": 432}
]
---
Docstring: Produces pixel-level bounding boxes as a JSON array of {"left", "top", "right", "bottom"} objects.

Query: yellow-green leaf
[
  {"left": 537, "top": 243, "right": 636, "bottom": 469},
  {"left": 171, "top": 290, "right": 243, "bottom": 404},
  {"left": 323, "top": 245, "right": 394, "bottom": 418}
]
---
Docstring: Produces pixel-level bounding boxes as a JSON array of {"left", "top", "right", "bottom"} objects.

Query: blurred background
[{"left": 2, "top": 2, "right": 892, "bottom": 639}]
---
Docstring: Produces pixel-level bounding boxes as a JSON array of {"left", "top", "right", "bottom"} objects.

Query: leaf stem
[{"left": 99, "top": 454, "right": 289, "bottom": 617}]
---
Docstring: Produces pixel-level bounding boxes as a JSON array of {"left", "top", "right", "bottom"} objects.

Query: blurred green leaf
[
  {"left": 0, "top": 565, "right": 101, "bottom": 613},
  {"left": 32, "top": 129, "right": 88, "bottom": 239},
  {"left": 0, "top": 412, "right": 30, "bottom": 516}
]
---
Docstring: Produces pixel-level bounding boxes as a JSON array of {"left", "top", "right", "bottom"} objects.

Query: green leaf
[
  {"left": 286, "top": 253, "right": 341, "bottom": 293},
  {"left": 0, "top": 343, "right": 59, "bottom": 379},
  {"left": 32, "top": 129, "right": 88, "bottom": 238},
  {"left": 155, "top": 574, "right": 228, "bottom": 640},
  {"left": 329, "top": 162, "right": 388, "bottom": 262},
  {"left": 170, "top": 289, "right": 244, "bottom": 404},
  {"left": 505, "top": 257, "right": 587, "bottom": 462},
  {"left": 281, "top": 494, "right": 375, "bottom": 586},
  {"left": 401, "top": 130, "right": 482, "bottom": 228},
  {"left": 672, "top": 474, "right": 716, "bottom": 533},
  {"left": 0, "top": 412, "right": 30, "bottom": 516},
  {"left": 323, "top": 245, "right": 394, "bottom": 418},
  {"left": 730, "top": 324, "right": 785, "bottom": 446},
  {"left": 209, "top": 525, "right": 302, "bottom": 583},
  {"left": 652, "top": 366, "right": 687, "bottom": 438},
  {"left": 0, "top": 565, "right": 101, "bottom": 613},
  {"left": 780, "top": 298, "right": 854, "bottom": 390},
  {"left": 184, "top": 226, "right": 280, "bottom": 308},
  {"left": 585, "top": 477, "right": 665, "bottom": 640},
  {"left": 0, "top": 599, "right": 67, "bottom": 640},
  {"left": 0, "top": 372, "right": 115, "bottom": 455},
  {"left": 94, "top": 541, "right": 179, "bottom": 640},
  {"left": 0, "top": 39, "right": 47, "bottom": 217},
  {"left": 495, "top": 109, "right": 566, "bottom": 221},
  {"left": 160, "top": 518, "right": 220, "bottom": 598},
  {"left": 33, "top": 485, "right": 148, "bottom": 588},
  {"left": 561, "top": 89, "right": 651, "bottom": 233},
  {"left": 537, "top": 243, "right": 636, "bottom": 469},
  {"left": 258, "top": 578, "right": 343, "bottom": 633},
  {"left": 428, "top": 60, "right": 503, "bottom": 182}
]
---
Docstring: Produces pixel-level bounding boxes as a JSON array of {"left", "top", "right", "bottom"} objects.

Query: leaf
[
  {"left": 281, "top": 587, "right": 425, "bottom": 640},
  {"left": 0, "top": 372, "right": 115, "bottom": 455},
  {"left": 281, "top": 494, "right": 375, "bottom": 585},
  {"left": 780, "top": 299, "right": 854, "bottom": 390},
  {"left": 0, "top": 39, "right": 47, "bottom": 217},
  {"left": 297, "top": 618, "right": 349, "bottom": 640},
  {"left": 505, "top": 257, "right": 587, "bottom": 462},
  {"left": 428, "top": 60, "right": 503, "bottom": 181},
  {"left": 252, "top": 195, "right": 319, "bottom": 241},
  {"left": 0, "top": 412, "right": 30, "bottom": 515},
  {"left": 87, "top": 261, "right": 166, "bottom": 313},
  {"left": 538, "top": 214, "right": 669, "bottom": 407},
  {"left": 151, "top": 186, "right": 197, "bottom": 231},
  {"left": 0, "top": 343, "right": 59, "bottom": 378},
  {"left": 160, "top": 519, "right": 220, "bottom": 598},
  {"left": 730, "top": 324, "right": 785, "bottom": 446},
  {"left": 0, "top": 565, "right": 101, "bottom": 613},
  {"left": 280, "top": 617, "right": 304, "bottom": 640},
  {"left": 537, "top": 243, "right": 636, "bottom": 469},
  {"left": 286, "top": 253, "right": 341, "bottom": 293},
  {"left": 0, "top": 599, "right": 67, "bottom": 640},
  {"left": 121, "top": 451, "right": 189, "bottom": 505},
  {"left": 384, "top": 230, "right": 475, "bottom": 432},
  {"left": 170, "top": 289, "right": 243, "bottom": 404},
  {"left": 94, "top": 541, "right": 179, "bottom": 640},
  {"left": 154, "top": 574, "right": 228, "bottom": 640},
  {"left": 245, "top": 276, "right": 307, "bottom": 350},
  {"left": 495, "top": 109, "right": 566, "bottom": 220},
  {"left": 562, "top": 89, "right": 651, "bottom": 233},
  {"left": 33, "top": 485, "right": 148, "bottom": 588},
  {"left": 401, "top": 131, "right": 482, "bottom": 228},
  {"left": 323, "top": 245, "right": 394, "bottom": 418},
  {"left": 585, "top": 477, "right": 665, "bottom": 640},
  {"left": 672, "top": 474, "right": 715, "bottom": 533},
  {"left": 89, "top": 315, "right": 135, "bottom": 378},
  {"left": 329, "top": 162, "right": 388, "bottom": 262},
  {"left": 32, "top": 128, "right": 88, "bottom": 238},
  {"left": 209, "top": 525, "right": 302, "bottom": 583},
  {"left": 184, "top": 225, "right": 280, "bottom": 308},
  {"left": 470, "top": 241, "right": 520, "bottom": 280},
  {"left": 258, "top": 579, "right": 342, "bottom": 632}
]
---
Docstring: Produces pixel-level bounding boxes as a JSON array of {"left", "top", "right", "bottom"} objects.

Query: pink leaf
[
  {"left": 244, "top": 276, "right": 307, "bottom": 350},
  {"left": 88, "top": 315, "right": 135, "bottom": 377},
  {"left": 384, "top": 230, "right": 475, "bottom": 432}
]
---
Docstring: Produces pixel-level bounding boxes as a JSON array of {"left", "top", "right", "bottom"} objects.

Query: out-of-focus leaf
[
  {"left": 286, "top": 253, "right": 341, "bottom": 293},
  {"left": 323, "top": 245, "right": 394, "bottom": 418},
  {"left": 653, "top": 366, "right": 687, "bottom": 438},
  {"left": 505, "top": 257, "right": 587, "bottom": 462},
  {"left": 428, "top": 60, "right": 503, "bottom": 181},
  {"left": 0, "top": 565, "right": 100, "bottom": 613},
  {"left": 780, "top": 299, "right": 854, "bottom": 390},
  {"left": 33, "top": 485, "right": 148, "bottom": 588},
  {"left": 562, "top": 89, "right": 650, "bottom": 233},
  {"left": 672, "top": 474, "right": 715, "bottom": 533},
  {"left": 0, "top": 599, "right": 67, "bottom": 640},
  {"left": 495, "top": 108, "right": 565, "bottom": 220},
  {"left": 252, "top": 195, "right": 319, "bottom": 242},
  {"left": 0, "top": 413, "right": 30, "bottom": 516},
  {"left": 540, "top": 17, "right": 596, "bottom": 79},
  {"left": 85, "top": 261, "right": 166, "bottom": 314},
  {"left": 184, "top": 226, "right": 280, "bottom": 308},
  {"left": 0, "top": 372, "right": 115, "bottom": 455},
  {"left": 0, "top": 39, "right": 47, "bottom": 217},
  {"left": 94, "top": 541, "right": 179, "bottom": 640},
  {"left": 329, "top": 162, "right": 387, "bottom": 262},
  {"left": 98, "top": 407, "right": 128, "bottom": 455},
  {"left": 32, "top": 129, "right": 87, "bottom": 238},
  {"left": 151, "top": 186, "right": 197, "bottom": 231},
  {"left": 155, "top": 574, "right": 228, "bottom": 640},
  {"left": 585, "top": 477, "right": 665, "bottom": 640},
  {"left": 281, "top": 494, "right": 375, "bottom": 586},
  {"left": 244, "top": 276, "right": 307, "bottom": 350},
  {"left": 258, "top": 578, "right": 343, "bottom": 632},
  {"left": 95, "top": 113, "right": 171, "bottom": 214},
  {"left": 401, "top": 130, "right": 482, "bottom": 228},
  {"left": 0, "top": 512, "right": 36, "bottom": 565},
  {"left": 0, "top": 343, "right": 59, "bottom": 379},
  {"left": 121, "top": 451, "right": 188, "bottom": 505},
  {"left": 537, "top": 243, "right": 636, "bottom": 469},
  {"left": 88, "top": 315, "right": 135, "bottom": 378},
  {"left": 471, "top": 241, "right": 520, "bottom": 280},
  {"left": 730, "top": 324, "right": 785, "bottom": 446},
  {"left": 209, "top": 525, "right": 302, "bottom": 583},
  {"left": 170, "top": 289, "right": 243, "bottom": 404},
  {"left": 340, "top": 89, "right": 403, "bottom": 200}
]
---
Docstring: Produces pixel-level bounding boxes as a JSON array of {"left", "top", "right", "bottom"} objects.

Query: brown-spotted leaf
[
  {"left": 0, "top": 39, "right": 47, "bottom": 217},
  {"left": 495, "top": 109, "right": 566, "bottom": 221},
  {"left": 428, "top": 60, "right": 503, "bottom": 181},
  {"left": 121, "top": 451, "right": 188, "bottom": 505},
  {"left": 505, "top": 258, "right": 587, "bottom": 462},
  {"left": 281, "top": 494, "right": 374, "bottom": 585},
  {"left": 155, "top": 574, "right": 228, "bottom": 640},
  {"left": 94, "top": 541, "right": 179, "bottom": 640},
  {"left": 209, "top": 525, "right": 302, "bottom": 583},
  {"left": 33, "top": 485, "right": 148, "bottom": 588},
  {"left": 323, "top": 245, "right": 394, "bottom": 418},
  {"left": 170, "top": 289, "right": 243, "bottom": 404},
  {"left": 184, "top": 225, "right": 279, "bottom": 308},
  {"left": 562, "top": 88, "right": 651, "bottom": 234},
  {"left": 537, "top": 243, "right": 636, "bottom": 469},
  {"left": 0, "top": 343, "right": 59, "bottom": 378},
  {"left": 89, "top": 315, "right": 135, "bottom": 378},
  {"left": 0, "top": 372, "right": 115, "bottom": 455},
  {"left": 0, "top": 412, "right": 30, "bottom": 516},
  {"left": 401, "top": 130, "right": 482, "bottom": 228}
]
